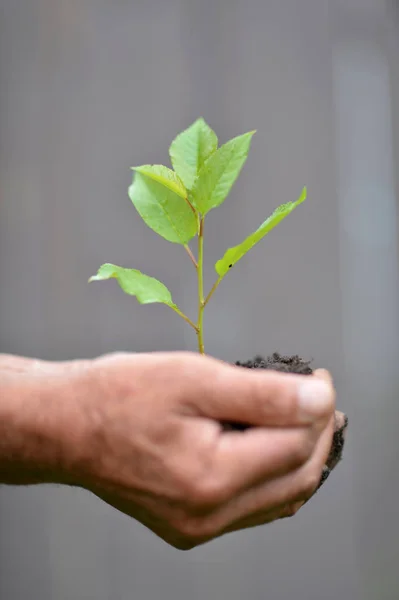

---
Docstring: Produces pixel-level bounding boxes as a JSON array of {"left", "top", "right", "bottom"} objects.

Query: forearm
[{"left": 0, "top": 354, "right": 90, "bottom": 486}]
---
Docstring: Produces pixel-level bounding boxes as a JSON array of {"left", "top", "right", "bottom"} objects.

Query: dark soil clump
[{"left": 235, "top": 352, "right": 313, "bottom": 375}]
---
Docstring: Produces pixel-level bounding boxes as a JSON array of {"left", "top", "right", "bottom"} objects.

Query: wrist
[{"left": 0, "top": 355, "right": 94, "bottom": 486}]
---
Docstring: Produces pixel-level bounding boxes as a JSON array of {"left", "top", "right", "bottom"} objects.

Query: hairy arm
[{"left": 0, "top": 355, "right": 90, "bottom": 485}]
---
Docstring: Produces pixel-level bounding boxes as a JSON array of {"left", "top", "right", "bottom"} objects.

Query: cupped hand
[{"left": 66, "top": 352, "right": 337, "bottom": 549}]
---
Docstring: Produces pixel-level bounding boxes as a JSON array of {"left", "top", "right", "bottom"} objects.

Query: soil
[
  {"left": 233, "top": 352, "right": 348, "bottom": 492},
  {"left": 235, "top": 352, "right": 313, "bottom": 375}
]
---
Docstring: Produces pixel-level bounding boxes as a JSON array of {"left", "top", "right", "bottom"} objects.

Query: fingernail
[
  {"left": 298, "top": 379, "right": 332, "bottom": 421},
  {"left": 313, "top": 368, "right": 333, "bottom": 384}
]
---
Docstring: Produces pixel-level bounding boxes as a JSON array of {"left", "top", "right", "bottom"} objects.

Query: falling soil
[{"left": 232, "top": 352, "right": 348, "bottom": 492}]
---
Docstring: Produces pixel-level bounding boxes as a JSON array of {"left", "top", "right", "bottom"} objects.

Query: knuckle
[
  {"left": 174, "top": 515, "right": 214, "bottom": 544},
  {"left": 169, "top": 352, "right": 213, "bottom": 386},
  {"left": 169, "top": 455, "right": 225, "bottom": 509},
  {"left": 185, "top": 475, "right": 226, "bottom": 508}
]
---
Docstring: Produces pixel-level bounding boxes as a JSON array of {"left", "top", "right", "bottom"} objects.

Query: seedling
[
  {"left": 89, "top": 118, "right": 306, "bottom": 355},
  {"left": 88, "top": 123, "right": 347, "bottom": 487}
]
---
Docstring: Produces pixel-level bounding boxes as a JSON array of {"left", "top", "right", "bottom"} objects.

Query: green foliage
[
  {"left": 90, "top": 118, "right": 306, "bottom": 354},
  {"left": 169, "top": 118, "right": 218, "bottom": 190},
  {"left": 89, "top": 264, "right": 176, "bottom": 307},
  {"left": 128, "top": 169, "right": 197, "bottom": 244},
  {"left": 215, "top": 187, "right": 307, "bottom": 277},
  {"left": 189, "top": 131, "right": 255, "bottom": 215},
  {"left": 132, "top": 165, "right": 186, "bottom": 198}
]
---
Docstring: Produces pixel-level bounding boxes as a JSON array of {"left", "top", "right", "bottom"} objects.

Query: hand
[{"left": 66, "top": 351, "right": 336, "bottom": 549}]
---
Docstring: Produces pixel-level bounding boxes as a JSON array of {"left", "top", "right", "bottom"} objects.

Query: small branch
[
  {"left": 184, "top": 196, "right": 197, "bottom": 215},
  {"left": 197, "top": 217, "right": 205, "bottom": 354},
  {"left": 184, "top": 244, "right": 198, "bottom": 269},
  {"left": 169, "top": 305, "right": 198, "bottom": 332},
  {"left": 204, "top": 276, "right": 223, "bottom": 306}
]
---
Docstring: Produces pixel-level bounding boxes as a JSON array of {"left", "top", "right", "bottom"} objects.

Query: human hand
[{"left": 67, "top": 351, "right": 336, "bottom": 549}]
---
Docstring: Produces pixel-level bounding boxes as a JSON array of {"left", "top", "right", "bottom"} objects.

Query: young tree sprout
[{"left": 89, "top": 118, "right": 306, "bottom": 354}]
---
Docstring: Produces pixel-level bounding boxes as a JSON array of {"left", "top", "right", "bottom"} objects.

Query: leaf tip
[{"left": 192, "top": 116, "right": 212, "bottom": 129}]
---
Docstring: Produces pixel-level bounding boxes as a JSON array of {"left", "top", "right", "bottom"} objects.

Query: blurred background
[{"left": 1, "top": 0, "right": 399, "bottom": 598}]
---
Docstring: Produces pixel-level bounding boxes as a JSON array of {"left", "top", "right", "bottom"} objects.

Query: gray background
[{"left": 1, "top": 1, "right": 399, "bottom": 598}]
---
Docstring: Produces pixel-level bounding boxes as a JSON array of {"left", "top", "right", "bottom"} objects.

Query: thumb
[
  {"left": 313, "top": 368, "right": 333, "bottom": 385},
  {"left": 195, "top": 360, "right": 335, "bottom": 427}
]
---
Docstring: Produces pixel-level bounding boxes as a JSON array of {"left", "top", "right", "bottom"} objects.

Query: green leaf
[
  {"left": 89, "top": 263, "right": 176, "bottom": 306},
  {"left": 169, "top": 118, "right": 218, "bottom": 190},
  {"left": 215, "top": 187, "right": 307, "bottom": 277},
  {"left": 132, "top": 165, "right": 186, "bottom": 199},
  {"left": 190, "top": 131, "right": 255, "bottom": 215},
  {"left": 128, "top": 170, "right": 197, "bottom": 244}
]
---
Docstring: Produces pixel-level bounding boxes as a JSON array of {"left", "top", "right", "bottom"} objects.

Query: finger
[
  {"left": 195, "top": 360, "right": 335, "bottom": 427},
  {"left": 307, "top": 411, "right": 348, "bottom": 495},
  {"left": 313, "top": 369, "right": 348, "bottom": 471},
  {"left": 313, "top": 368, "right": 333, "bottom": 384},
  {"left": 334, "top": 410, "right": 347, "bottom": 431},
  {"left": 223, "top": 499, "right": 306, "bottom": 534},
  {"left": 223, "top": 504, "right": 288, "bottom": 534},
  {"left": 211, "top": 422, "right": 325, "bottom": 498},
  {"left": 210, "top": 413, "right": 335, "bottom": 531}
]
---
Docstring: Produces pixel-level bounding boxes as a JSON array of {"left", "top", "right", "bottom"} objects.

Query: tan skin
[{"left": 0, "top": 351, "right": 342, "bottom": 550}]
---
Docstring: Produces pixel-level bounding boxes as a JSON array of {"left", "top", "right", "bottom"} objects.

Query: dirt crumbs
[{"left": 235, "top": 352, "right": 313, "bottom": 375}]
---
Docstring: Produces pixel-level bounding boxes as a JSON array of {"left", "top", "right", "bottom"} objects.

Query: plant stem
[
  {"left": 197, "top": 217, "right": 205, "bottom": 354},
  {"left": 204, "top": 275, "right": 223, "bottom": 306},
  {"left": 184, "top": 196, "right": 197, "bottom": 214},
  {"left": 170, "top": 305, "right": 198, "bottom": 331},
  {"left": 184, "top": 244, "right": 198, "bottom": 269}
]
